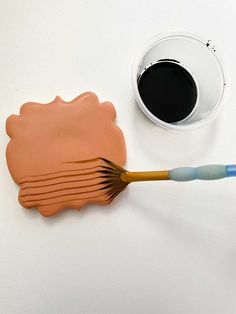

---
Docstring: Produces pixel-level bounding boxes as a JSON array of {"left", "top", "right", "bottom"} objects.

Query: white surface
[{"left": 0, "top": 1, "right": 236, "bottom": 313}]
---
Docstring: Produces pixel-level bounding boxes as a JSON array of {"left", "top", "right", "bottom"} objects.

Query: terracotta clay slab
[{"left": 6, "top": 92, "right": 126, "bottom": 216}]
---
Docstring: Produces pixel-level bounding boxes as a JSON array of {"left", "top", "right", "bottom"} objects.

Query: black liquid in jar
[{"left": 138, "top": 61, "right": 198, "bottom": 123}]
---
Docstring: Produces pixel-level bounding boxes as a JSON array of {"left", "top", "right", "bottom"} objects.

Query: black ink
[{"left": 138, "top": 62, "right": 198, "bottom": 123}]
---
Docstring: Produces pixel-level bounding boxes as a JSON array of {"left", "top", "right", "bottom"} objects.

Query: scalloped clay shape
[{"left": 6, "top": 92, "right": 126, "bottom": 216}]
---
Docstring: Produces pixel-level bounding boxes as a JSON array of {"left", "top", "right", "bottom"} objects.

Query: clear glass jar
[{"left": 132, "top": 32, "right": 227, "bottom": 131}]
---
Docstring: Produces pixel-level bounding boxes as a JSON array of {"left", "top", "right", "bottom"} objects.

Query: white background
[{"left": 0, "top": 1, "right": 236, "bottom": 313}]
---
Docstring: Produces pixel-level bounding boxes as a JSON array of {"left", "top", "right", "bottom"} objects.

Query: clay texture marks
[{"left": 6, "top": 92, "right": 126, "bottom": 216}]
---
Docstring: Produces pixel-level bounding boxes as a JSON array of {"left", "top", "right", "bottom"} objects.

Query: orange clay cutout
[{"left": 6, "top": 92, "right": 126, "bottom": 216}]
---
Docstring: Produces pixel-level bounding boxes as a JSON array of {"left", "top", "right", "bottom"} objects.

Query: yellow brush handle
[
  {"left": 121, "top": 171, "right": 169, "bottom": 182},
  {"left": 121, "top": 164, "right": 234, "bottom": 183}
]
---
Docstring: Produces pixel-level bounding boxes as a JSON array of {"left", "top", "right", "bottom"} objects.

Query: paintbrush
[
  {"left": 19, "top": 157, "right": 236, "bottom": 208},
  {"left": 94, "top": 158, "right": 236, "bottom": 203}
]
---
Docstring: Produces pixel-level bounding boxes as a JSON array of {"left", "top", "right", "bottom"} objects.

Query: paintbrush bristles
[{"left": 97, "top": 158, "right": 129, "bottom": 202}]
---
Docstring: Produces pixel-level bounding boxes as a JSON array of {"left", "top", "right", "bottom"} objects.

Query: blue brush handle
[{"left": 169, "top": 164, "right": 236, "bottom": 182}]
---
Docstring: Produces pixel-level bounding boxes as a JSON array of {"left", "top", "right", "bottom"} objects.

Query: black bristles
[
  {"left": 93, "top": 157, "right": 129, "bottom": 202},
  {"left": 99, "top": 165, "right": 120, "bottom": 172},
  {"left": 100, "top": 157, "right": 127, "bottom": 172},
  {"left": 97, "top": 169, "right": 117, "bottom": 175},
  {"left": 99, "top": 183, "right": 117, "bottom": 191}
]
